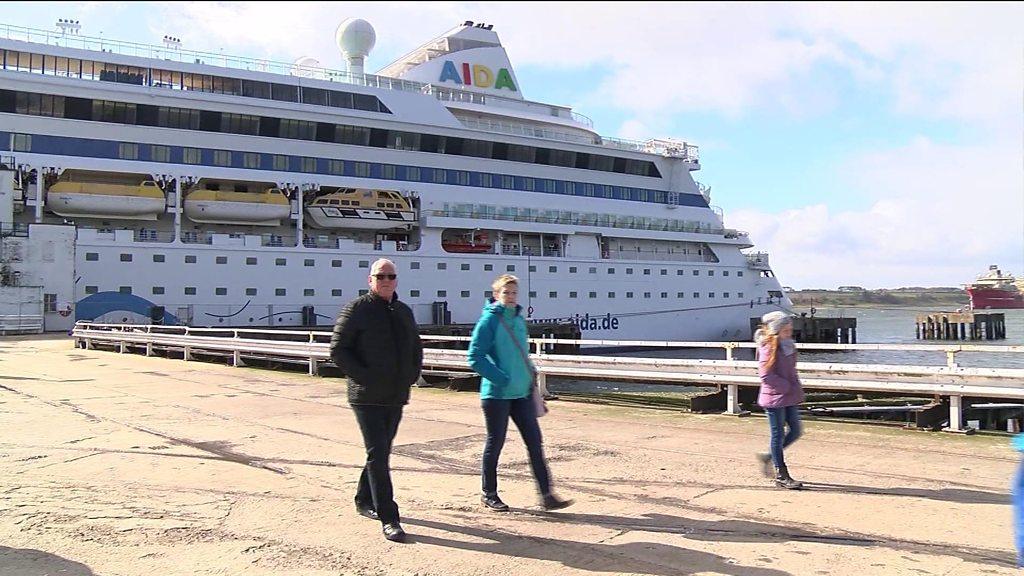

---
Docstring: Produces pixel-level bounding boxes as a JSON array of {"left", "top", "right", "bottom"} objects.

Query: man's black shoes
[
  {"left": 355, "top": 505, "right": 379, "bottom": 521},
  {"left": 382, "top": 522, "right": 407, "bottom": 542},
  {"left": 481, "top": 494, "right": 510, "bottom": 512}
]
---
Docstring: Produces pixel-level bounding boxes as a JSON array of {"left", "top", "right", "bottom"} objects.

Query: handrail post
[
  {"left": 145, "top": 341, "right": 153, "bottom": 356},
  {"left": 308, "top": 357, "right": 318, "bottom": 376},
  {"left": 183, "top": 346, "right": 192, "bottom": 361},
  {"left": 946, "top": 349, "right": 958, "bottom": 368},
  {"left": 723, "top": 383, "right": 750, "bottom": 417},
  {"left": 942, "top": 394, "right": 975, "bottom": 434},
  {"left": 536, "top": 371, "right": 550, "bottom": 399}
]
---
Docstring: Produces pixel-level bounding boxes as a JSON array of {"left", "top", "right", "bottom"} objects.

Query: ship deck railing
[{"left": 73, "top": 322, "right": 1024, "bottom": 435}]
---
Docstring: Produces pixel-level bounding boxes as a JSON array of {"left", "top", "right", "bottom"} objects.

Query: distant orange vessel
[{"left": 967, "top": 265, "right": 1024, "bottom": 309}]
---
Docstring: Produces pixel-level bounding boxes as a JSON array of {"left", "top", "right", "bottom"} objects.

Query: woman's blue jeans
[
  {"left": 765, "top": 405, "right": 802, "bottom": 469},
  {"left": 481, "top": 396, "right": 551, "bottom": 497}
]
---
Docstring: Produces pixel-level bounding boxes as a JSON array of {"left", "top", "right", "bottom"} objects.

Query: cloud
[{"left": 730, "top": 137, "right": 1024, "bottom": 288}]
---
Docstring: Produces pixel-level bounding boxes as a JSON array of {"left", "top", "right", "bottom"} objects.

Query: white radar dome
[
  {"left": 336, "top": 18, "right": 376, "bottom": 58},
  {"left": 290, "top": 56, "right": 323, "bottom": 78}
]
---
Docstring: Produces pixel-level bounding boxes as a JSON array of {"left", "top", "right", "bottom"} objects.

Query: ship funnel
[{"left": 336, "top": 18, "right": 376, "bottom": 76}]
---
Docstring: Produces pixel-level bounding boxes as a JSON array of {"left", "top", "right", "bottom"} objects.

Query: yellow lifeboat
[
  {"left": 305, "top": 189, "right": 416, "bottom": 230},
  {"left": 184, "top": 186, "right": 291, "bottom": 226},
  {"left": 46, "top": 172, "right": 165, "bottom": 220}
]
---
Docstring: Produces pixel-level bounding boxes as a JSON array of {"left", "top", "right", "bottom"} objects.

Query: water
[{"left": 551, "top": 307, "right": 1024, "bottom": 395}]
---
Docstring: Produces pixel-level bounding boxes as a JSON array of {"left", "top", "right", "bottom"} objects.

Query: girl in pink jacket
[{"left": 755, "top": 311, "right": 805, "bottom": 489}]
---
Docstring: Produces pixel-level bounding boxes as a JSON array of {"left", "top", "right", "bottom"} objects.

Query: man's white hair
[{"left": 370, "top": 258, "right": 396, "bottom": 274}]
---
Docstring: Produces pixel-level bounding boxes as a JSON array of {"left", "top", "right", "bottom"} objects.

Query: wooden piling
[{"left": 914, "top": 311, "right": 1005, "bottom": 341}]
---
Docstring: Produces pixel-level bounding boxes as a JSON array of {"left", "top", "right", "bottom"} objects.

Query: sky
[{"left": 3, "top": 1, "right": 1022, "bottom": 289}]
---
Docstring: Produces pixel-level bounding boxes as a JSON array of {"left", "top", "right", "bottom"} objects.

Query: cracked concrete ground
[{"left": 0, "top": 335, "right": 1018, "bottom": 575}]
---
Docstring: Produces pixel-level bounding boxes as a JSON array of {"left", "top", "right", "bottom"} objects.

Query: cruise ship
[{"left": 0, "top": 19, "right": 791, "bottom": 341}]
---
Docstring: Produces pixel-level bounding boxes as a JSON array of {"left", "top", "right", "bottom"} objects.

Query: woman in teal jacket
[{"left": 468, "top": 274, "right": 572, "bottom": 512}]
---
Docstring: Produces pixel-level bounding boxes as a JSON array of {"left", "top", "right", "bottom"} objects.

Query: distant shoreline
[{"left": 787, "top": 288, "right": 968, "bottom": 310}]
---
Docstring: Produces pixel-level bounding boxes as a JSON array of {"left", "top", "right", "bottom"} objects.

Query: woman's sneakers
[
  {"left": 541, "top": 494, "right": 574, "bottom": 511},
  {"left": 481, "top": 494, "right": 510, "bottom": 512},
  {"left": 774, "top": 466, "right": 803, "bottom": 490}
]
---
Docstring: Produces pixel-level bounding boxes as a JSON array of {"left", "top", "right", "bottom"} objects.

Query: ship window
[
  {"left": 300, "top": 157, "right": 317, "bottom": 173},
  {"left": 15, "top": 92, "right": 64, "bottom": 117},
  {"left": 359, "top": 289, "right": 368, "bottom": 296},
  {"left": 382, "top": 165, "right": 397, "bottom": 179},
  {"left": 432, "top": 169, "right": 447, "bottom": 183},
  {"left": 183, "top": 147, "right": 201, "bottom": 164},
  {"left": 569, "top": 266, "right": 577, "bottom": 273},
  {"left": 709, "top": 292, "right": 715, "bottom": 298},
  {"left": 693, "top": 270, "right": 700, "bottom": 276},
  {"left": 409, "top": 261, "right": 420, "bottom": 270},
  {"left": 677, "top": 292, "right": 685, "bottom": 298},
  {"left": 529, "top": 266, "right": 537, "bottom": 272},
  {"left": 246, "top": 288, "right": 257, "bottom": 296},
  {"left": 500, "top": 175, "right": 513, "bottom": 189},
  {"left": 738, "top": 271, "right": 744, "bottom": 277},
  {"left": 216, "top": 287, "right": 227, "bottom": 296},
  {"left": 92, "top": 100, "right": 136, "bottom": 124},
  {"left": 387, "top": 131, "right": 420, "bottom": 151},
  {"left": 335, "top": 125, "right": 370, "bottom": 145},
  {"left": 723, "top": 271, "right": 730, "bottom": 277},
  {"left": 243, "top": 153, "right": 261, "bottom": 169},
  {"left": 507, "top": 144, "right": 535, "bottom": 163},
  {"left": 437, "top": 290, "right": 447, "bottom": 297},
  {"left": 589, "top": 291, "right": 597, "bottom": 298},
  {"left": 724, "top": 292, "right": 730, "bottom": 298},
  {"left": 275, "top": 288, "right": 286, "bottom": 296},
  {"left": 661, "top": 269, "right": 668, "bottom": 275},
  {"left": 708, "top": 270, "right": 714, "bottom": 276},
  {"left": 643, "top": 269, "right": 651, "bottom": 275},
  {"left": 528, "top": 291, "right": 537, "bottom": 298},
  {"left": 273, "top": 155, "right": 290, "bottom": 171},
  {"left": 271, "top": 83, "right": 299, "bottom": 102},
  {"left": 43, "top": 293, "right": 57, "bottom": 312},
  {"left": 569, "top": 291, "right": 578, "bottom": 298},
  {"left": 246, "top": 257, "right": 257, "bottom": 265},
  {"left": 118, "top": 143, "right": 139, "bottom": 160},
  {"left": 280, "top": 118, "right": 315, "bottom": 140},
  {"left": 484, "top": 264, "right": 493, "bottom": 271},
  {"left": 479, "top": 174, "right": 493, "bottom": 187},
  {"left": 275, "top": 258, "right": 287, "bottom": 266},
  {"left": 644, "top": 292, "right": 651, "bottom": 298},
  {"left": 548, "top": 266, "right": 557, "bottom": 273},
  {"left": 738, "top": 292, "right": 744, "bottom": 298},
  {"left": 326, "top": 160, "right": 344, "bottom": 175},
  {"left": 149, "top": 287, "right": 164, "bottom": 296},
  {"left": 85, "top": 285, "right": 98, "bottom": 294},
  {"left": 506, "top": 265, "right": 515, "bottom": 272},
  {"left": 405, "top": 166, "right": 421, "bottom": 181},
  {"left": 213, "top": 150, "right": 232, "bottom": 166},
  {"left": 220, "top": 113, "right": 259, "bottom": 135},
  {"left": 437, "top": 263, "right": 447, "bottom": 270},
  {"left": 359, "top": 260, "right": 369, "bottom": 268},
  {"left": 548, "top": 149, "right": 576, "bottom": 167},
  {"left": 153, "top": 254, "right": 165, "bottom": 263},
  {"left": 304, "top": 259, "right": 315, "bottom": 267},
  {"left": 156, "top": 106, "right": 200, "bottom": 129},
  {"left": 240, "top": 79, "right": 270, "bottom": 99},
  {"left": 117, "top": 286, "right": 131, "bottom": 294},
  {"left": 626, "top": 268, "right": 633, "bottom": 275},
  {"left": 12, "top": 133, "right": 32, "bottom": 152},
  {"left": 523, "top": 178, "right": 535, "bottom": 191},
  {"left": 589, "top": 267, "right": 597, "bottom": 273},
  {"left": 661, "top": 292, "right": 669, "bottom": 298},
  {"left": 460, "top": 290, "right": 471, "bottom": 298},
  {"left": 150, "top": 145, "right": 171, "bottom": 162},
  {"left": 304, "top": 289, "right": 315, "bottom": 297},
  {"left": 693, "top": 292, "right": 700, "bottom": 298},
  {"left": 542, "top": 180, "right": 555, "bottom": 193},
  {"left": 354, "top": 162, "right": 371, "bottom": 177},
  {"left": 607, "top": 268, "right": 615, "bottom": 274},
  {"left": 185, "top": 287, "right": 197, "bottom": 295},
  {"left": 119, "top": 253, "right": 132, "bottom": 262},
  {"left": 329, "top": 90, "right": 354, "bottom": 109},
  {"left": 303, "top": 87, "right": 327, "bottom": 106},
  {"left": 332, "top": 289, "right": 343, "bottom": 297},
  {"left": 626, "top": 292, "right": 634, "bottom": 299},
  {"left": 461, "top": 264, "right": 470, "bottom": 271},
  {"left": 677, "top": 270, "right": 684, "bottom": 276},
  {"left": 409, "top": 290, "right": 420, "bottom": 297},
  {"left": 455, "top": 171, "right": 470, "bottom": 185},
  {"left": 184, "top": 255, "right": 197, "bottom": 264},
  {"left": 216, "top": 256, "right": 227, "bottom": 264}
]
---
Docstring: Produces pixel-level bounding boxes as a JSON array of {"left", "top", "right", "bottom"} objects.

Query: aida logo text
[{"left": 438, "top": 61, "right": 516, "bottom": 92}]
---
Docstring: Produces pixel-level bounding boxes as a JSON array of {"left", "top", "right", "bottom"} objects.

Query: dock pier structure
[
  {"left": 750, "top": 314, "right": 857, "bottom": 343},
  {"left": 915, "top": 311, "right": 1005, "bottom": 341}
]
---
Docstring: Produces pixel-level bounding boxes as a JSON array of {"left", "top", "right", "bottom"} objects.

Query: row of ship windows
[
  {"left": 85, "top": 252, "right": 744, "bottom": 277},
  {"left": 1, "top": 87, "right": 662, "bottom": 178},
  {"left": 84, "top": 285, "right": 746, "bottom": 300},
  {"left": 8, "top": 133, "right": 695, "bottom": 206},
  {"left": 0, "top": 51, "right": 393, "bottom": 112}
]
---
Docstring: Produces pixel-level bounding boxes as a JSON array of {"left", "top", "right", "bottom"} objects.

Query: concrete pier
[
  {"left": 750, "top": 314, "right": 857, "bottom": 343},
  {"left": 0, "top": 336, "right": 1016, "bottom": 575},
  {"left": 915, "top": 311, "right": 1006, "bottom": 341}
]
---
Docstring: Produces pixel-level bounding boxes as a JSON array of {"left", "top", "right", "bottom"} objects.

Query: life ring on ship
[
  {"left": 527, "top": 306, "right": 534, "bottom": 318},
  {"left": 57, "top": 302, "right": 73, "bottom": 317}
]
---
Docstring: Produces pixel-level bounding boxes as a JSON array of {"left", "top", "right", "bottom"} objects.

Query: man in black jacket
[{"left": 330, "top": 258, "right": 423, "bottom": 543}]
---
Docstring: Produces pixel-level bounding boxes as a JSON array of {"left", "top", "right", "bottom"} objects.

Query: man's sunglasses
[{"left": 372, "top": 273, "right": 397, "bottom": 280}]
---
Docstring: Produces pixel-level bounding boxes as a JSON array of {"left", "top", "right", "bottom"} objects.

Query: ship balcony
[{"left": 746, "top": 252, "right": 771, "bottom": 270}]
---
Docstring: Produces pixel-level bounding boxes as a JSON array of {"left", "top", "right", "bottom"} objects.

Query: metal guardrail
[
  {"left": 72, "top": 323, "right": 1024, "bottom": 434},
  {"left": 0, "top": 314, "right": 43, "bottom": 334}
]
